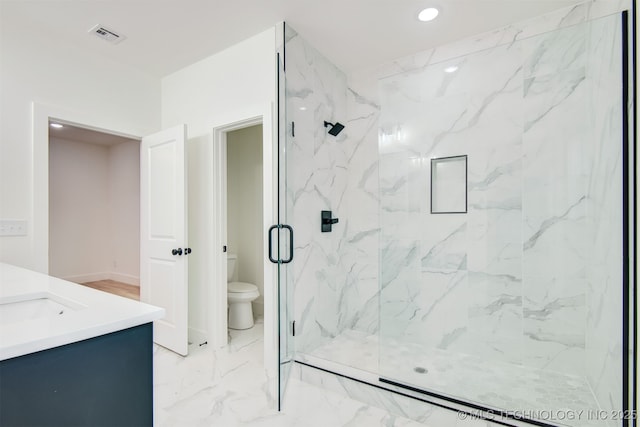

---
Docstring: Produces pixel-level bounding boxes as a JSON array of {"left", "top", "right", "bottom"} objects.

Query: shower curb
[{"left": 292, "top": 360, "right": 534, "bottom": 427}]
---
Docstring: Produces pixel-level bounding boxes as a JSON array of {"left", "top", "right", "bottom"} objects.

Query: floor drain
[{"left": 414, "top": 366, "right": 428, "bottom": 374}]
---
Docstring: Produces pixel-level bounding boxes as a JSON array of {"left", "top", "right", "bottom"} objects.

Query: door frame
[
  {"left": 32, "top": 102, "right": 143, "bottom": 274},
  {"left": 209, "top": 104, "right": 277, "bottom": 376}
]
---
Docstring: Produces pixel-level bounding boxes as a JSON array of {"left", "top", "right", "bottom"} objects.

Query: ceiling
[
  {"left": 48, "top": 121, "right": 139, "bottom": 146},
  {"left": 1, "top": 0, "right": 579, "bottom": 77}
]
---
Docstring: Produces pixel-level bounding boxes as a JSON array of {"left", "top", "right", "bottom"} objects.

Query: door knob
[
  {"left": 172, "top": 248, "right": 183, "bottom": 256},
  {"left": 184, "top": 248, "right": 192, "bottom": 255}
]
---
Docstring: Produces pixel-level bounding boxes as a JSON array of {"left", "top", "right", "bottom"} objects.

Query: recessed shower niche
[{"left": 430, "top": 155, "right": 467, "bottom": 214}]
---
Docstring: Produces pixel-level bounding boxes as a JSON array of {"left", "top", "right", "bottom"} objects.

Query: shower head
[{"left": 324, "top": 121, "right": 345, "bottom": 137}]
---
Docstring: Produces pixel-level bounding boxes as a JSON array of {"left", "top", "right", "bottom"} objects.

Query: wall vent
[{"left": 89, "top": 24, "right": 127, "bottom": 44}]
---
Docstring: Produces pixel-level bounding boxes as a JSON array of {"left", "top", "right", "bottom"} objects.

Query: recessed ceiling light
[
  {"left": 50, "top": 123, "right": 64, "bottom": 129},
  {"left": 299, "top": 107, "right": 307, "bottom": 111},
  {"left": 418, "top": 7, "right": 439, "bottom": 22},
  {"left": 444, "top": 65, "right": 458, "bottom": 73}
]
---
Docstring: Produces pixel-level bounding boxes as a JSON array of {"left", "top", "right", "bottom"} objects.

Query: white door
[{"left": 140, "top": 124, "right": 188, "bottom": 356}]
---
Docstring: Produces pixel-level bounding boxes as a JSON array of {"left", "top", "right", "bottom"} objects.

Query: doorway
[
  {"left": 204, "top": 109, "right": 278, "bottom": 404},
  {"left": 34, "top": 105, "right": 190, "bottom": 356},
  {"left": 208, "top": 113, "right": 276, "bottom": 352},
  {"left": 48, "top": 120, "right": 141, "bottom": 301},
  {"left": 225, "top": 124, "right": 264, "bottom": 340}
]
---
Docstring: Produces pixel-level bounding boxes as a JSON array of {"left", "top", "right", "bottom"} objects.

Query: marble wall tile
[
  {"left": 341, "top": 78, "right": 381, "bottom": 335},
  {"left": 339, "top": 4, "right": 603, "bottom": 357},
  {"left": 522, "top": 276, "right": 586, "bottom": 376},
  {"left": 466, "top": 210, "right": 522, "bottom": 278},
  {"left": 379, "top": 267, "right": 468, "bottom": 344},
  {"left": 420, "top": 217, "right": 467, "bottom": 272},
  {"left": 522, "top": 23, "right": 586, "bottom": 78},
  {"left": 285, "top": 25, "right": 349, "bottom": 355},
  {"left": 518, "top": 23, "right": 592, "bottom": 378},
  {"left": 375, "top": 20, "right": 520, "bottom": 373},
  {"left": 584, "top": 13, "right": 625, "bottom": 422},
  {"left": 465, "top": 269, "right": 523, "bottom": 364},
  {"left": 286, "top": 23, "right": 387, "bottom": 360},
  {"left": 375, "top": 4, "right": 627, "bottom": 402}
]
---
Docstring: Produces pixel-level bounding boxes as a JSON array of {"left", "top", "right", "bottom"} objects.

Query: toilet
[{"left": 227, "top": 253, "right": 260, "bottom": 330}]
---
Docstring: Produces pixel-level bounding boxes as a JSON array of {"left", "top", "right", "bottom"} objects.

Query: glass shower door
[{"left": 275, "top": 50, "right": 295, "bottom": 410}]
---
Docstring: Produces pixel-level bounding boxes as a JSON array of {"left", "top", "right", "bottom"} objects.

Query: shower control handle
[
  {"left": 321, "top": 210, "right": 339, "bottom": 232},
  {"left": 172, "top": 248, "right": 183, "bottom": 256}
]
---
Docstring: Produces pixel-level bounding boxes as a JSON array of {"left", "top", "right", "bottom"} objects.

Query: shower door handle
[
  {"left": 268, "top": 225, "right": 278, "bottom": 263},
  {"left": 281, "top": 224, "right": 293, "bottom": 264},
  {"left": 268, "top": 224, "right": 294, "bottom": 264}
]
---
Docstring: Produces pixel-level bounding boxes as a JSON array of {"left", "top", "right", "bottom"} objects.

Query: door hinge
[
  {"left": 292, "top": 320, "right": 296, "bottom": 337},
  {"left": 223, "top": 245, "right": 227, "bottom": 252},
  {"left": 291, "top": 121, "right": 295, "bottom": 137}
]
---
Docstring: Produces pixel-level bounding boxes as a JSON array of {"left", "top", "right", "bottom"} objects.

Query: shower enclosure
[
  {"left": 377, "top": 11, "right": 629, "bottom": 425},
  {"left": 278, "top": 3, "right": 634, "bottom": 426}
]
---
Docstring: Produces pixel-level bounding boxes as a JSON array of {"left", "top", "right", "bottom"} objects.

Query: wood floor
[{"left": 80, "top": 280, "right": 140, "bottom": 301}]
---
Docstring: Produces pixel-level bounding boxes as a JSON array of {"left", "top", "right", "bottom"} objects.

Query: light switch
[{"left": 0, "top": 220, "right": 28, "bottom": 236}]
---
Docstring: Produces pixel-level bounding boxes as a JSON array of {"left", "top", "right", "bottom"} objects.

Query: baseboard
[
  {"left": 188, "top": 328, "right": 208, "bottom": 347},
  {"left": 61, "top": 272, "right": 139, "bottom": 286},
  {"left": 109, "top": 272, "right": 140, "bottom": 286}
]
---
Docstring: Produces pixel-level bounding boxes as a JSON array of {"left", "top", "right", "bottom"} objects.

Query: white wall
[
  {"left": 49, "top": 138, "right": 111, "bottom": 279},
  {"left": 48, "top": 138, "right": 140, "bottom": 285},
  {"left": 161, "top": 26, "right": 277, "bottom": 401},
  {"left": 108, "top": 141, "right": 141, "bottom": 284},
  {"left": 0, "top": 4, "right": 160, "bottom": 271},
  {"left": 227, "top": 124, "right": 264, "bottom": 316},
  {"left": 2, "top": 4, "right": 278, "bottom": 385}
]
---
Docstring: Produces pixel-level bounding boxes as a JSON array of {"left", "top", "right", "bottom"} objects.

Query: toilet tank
[{"left": 226, "top": 253, "right": 237, "bottom": 282}]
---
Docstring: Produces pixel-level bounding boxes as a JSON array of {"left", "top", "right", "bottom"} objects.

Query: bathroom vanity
[{"left": 0, "top": 263, "right": 164, "bottom": 426}]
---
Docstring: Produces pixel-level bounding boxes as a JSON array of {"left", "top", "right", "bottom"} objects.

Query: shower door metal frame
[
  {"left": 622, "top": 4, "right": 636, "bottom": 425},
  {"left": 274, "top": 46, "right": 296, "bottom": 411}
]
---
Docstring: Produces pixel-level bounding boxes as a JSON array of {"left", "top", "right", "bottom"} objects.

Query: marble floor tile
[
  {"left": 304, "top": 329, "right": 604, "bottom": 427},
  {"left": 154, "top": 318, "right": 431, "bottom": 426}
]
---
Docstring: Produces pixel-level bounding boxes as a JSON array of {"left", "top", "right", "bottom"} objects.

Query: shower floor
[{"left": 303, "top": 330, "right": 605, "bottom": 427}]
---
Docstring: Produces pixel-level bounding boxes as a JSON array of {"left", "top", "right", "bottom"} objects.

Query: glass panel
[
  {"left": 378, "top": 14, "right": 625, "bottom": 427},
  {"left": 277, "top": 48, "right": 293, "bottom": 409},
  {"left": 280, "top": 22, "right": 359, "bottom": 374}
]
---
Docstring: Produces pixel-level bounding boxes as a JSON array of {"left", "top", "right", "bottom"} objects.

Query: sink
[{"left": 0, "top": 293, "right": 84, "bottom": 324}]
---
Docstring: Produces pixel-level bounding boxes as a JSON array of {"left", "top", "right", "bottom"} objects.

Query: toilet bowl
[
  {"left": 228, "top": 281, "right": 260, "bottom": 329},
  {"left": 227, "top": 253, "right": 260, "bottom": 330}
]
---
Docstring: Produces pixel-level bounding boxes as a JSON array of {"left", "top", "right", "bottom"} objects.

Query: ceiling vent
[{"left": 89, "top": 24, "right": 127, "bottom": 44}]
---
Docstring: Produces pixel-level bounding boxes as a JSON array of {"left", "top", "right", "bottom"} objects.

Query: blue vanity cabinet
[{"left": 0, "top": 323, "right": 153, "bottom": 427}]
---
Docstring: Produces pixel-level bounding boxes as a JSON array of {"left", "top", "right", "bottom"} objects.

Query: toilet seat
[{"left": 228, "top": 282, "right": 258, "bottom": 293}]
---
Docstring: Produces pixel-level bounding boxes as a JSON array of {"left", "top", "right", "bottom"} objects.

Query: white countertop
[{"left": 0, "top": 262, "right": 164, "bottom": 361}]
